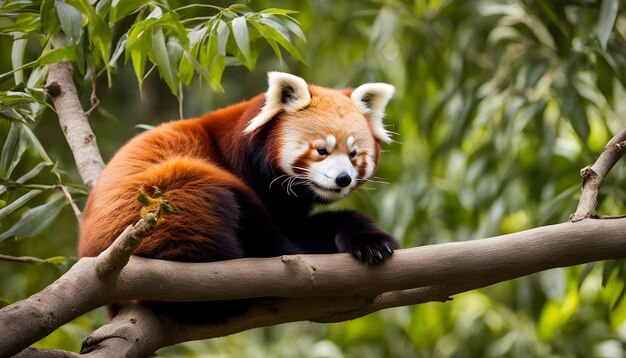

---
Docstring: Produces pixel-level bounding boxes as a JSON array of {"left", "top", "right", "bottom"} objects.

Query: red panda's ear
[
  {"left": 243, "top": 72, "right": 311, "bottom": 134},
  {"left": 351, "top": 83, "right": 395, "bottom": 144}
]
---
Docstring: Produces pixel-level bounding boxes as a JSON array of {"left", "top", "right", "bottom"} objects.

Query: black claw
[
  {"left": 383, "top": 242, "right": 394, "bottom": 255},
  {"left": 354, "top": 249, "right": 363, "bottom": 261},
  {"left": 374, "top": 250, "right": 383, "bottom": 262}
]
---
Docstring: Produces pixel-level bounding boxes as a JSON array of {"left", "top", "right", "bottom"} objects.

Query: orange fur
[{"left": 80, "top": 73, "right": 397, "bottom": 281}]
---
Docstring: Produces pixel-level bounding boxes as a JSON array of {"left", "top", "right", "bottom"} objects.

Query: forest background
[{"left": 1, "top": 0, "right": 626, "bottom": 356}]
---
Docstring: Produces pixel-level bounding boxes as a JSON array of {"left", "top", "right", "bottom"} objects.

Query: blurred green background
[{"left": 2, "top": 0, "right": 626, "bottom": 356}]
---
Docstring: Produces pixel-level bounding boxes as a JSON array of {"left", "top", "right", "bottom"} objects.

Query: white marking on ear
[
  {"left": 243, "top": 72, "right": 311, "bottom": 134},
  {"left": 351, "top": 83, "right": 395, "bottom": 143}
]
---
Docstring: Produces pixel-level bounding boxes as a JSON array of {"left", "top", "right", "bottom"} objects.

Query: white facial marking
[
  {"left": 308, "top": 154, "right": 357, "bottom": 201},
  {"left": 326, "top": 135, "right": 336, "bottom": 152},
  {"left": 347, "top": 135, "right": 355, "bottom": 149},
  {"left": 279, "top": 131, "right": 308, "bottom": 175}
]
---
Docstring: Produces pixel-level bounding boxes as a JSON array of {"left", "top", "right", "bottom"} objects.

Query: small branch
[
  {"left": 83, "top": 72, "right": 100, "bottom": 117},
  {"left": 45, "top": 61, "right": 105, "bottom": 190},
  {"left": 570, "top": 124, "right": 626, "bottom": 222},
  {"left": 0, "top": 254, "right": 48, "bottom": 265},
  {"left": 56, "top": 183, "right": 82, "bottom": 222},
  {"left": 95, "top": 213, "right": 157, "bottom": 279}
]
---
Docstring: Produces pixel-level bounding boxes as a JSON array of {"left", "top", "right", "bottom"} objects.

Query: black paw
[{"left": 335, "top": 230, "right": 399, "bottom": 264}]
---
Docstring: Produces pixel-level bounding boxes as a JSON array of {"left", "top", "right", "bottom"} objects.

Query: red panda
[{"left": 79, "top": 72, "right": 399, "bottom": 320}]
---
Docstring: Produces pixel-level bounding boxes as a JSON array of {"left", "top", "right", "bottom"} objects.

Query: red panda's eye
[
  {"left": 349, "top": 150, "right": 357, "bottom": 159},
  {"left": 317, "top": 148, "right": 328, "bottom": 156}
]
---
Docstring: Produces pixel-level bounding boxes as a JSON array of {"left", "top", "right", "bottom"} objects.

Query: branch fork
[{"left": 570, "top": 124, "right": 626, "bottom": 222}]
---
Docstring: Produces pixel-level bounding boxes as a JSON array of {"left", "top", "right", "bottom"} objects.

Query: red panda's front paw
[{"left": 335, "top": 230, "right": 399, "bottom": 264}]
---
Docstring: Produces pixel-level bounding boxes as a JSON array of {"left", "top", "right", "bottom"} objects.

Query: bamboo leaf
[
  {"left": 36, "top": 45, "right": 77, "bottom": 66},
  {"left": 150, "top": 26, "right": 179, "bottom": 95},
  {"left": 110, "top": 0, "right": 150, "bottom": 24},
  {"left": 11, "top": 36, "right": 27, "bottom": 85},
  {"left": 0, "top": 123, "right": 27, "bottom": 179},
  {"left": 231, "top": 16, "right": 250, "bottom": 65},
  {"left": 16, "top": 162, "right": 52, "bottom": 184},
  {"left": 16, "top": 122, "right": 53, "bottom": 164},
  {"left": 41, "top": 0, "right": 59, "bottom": 35},
  {"left": 0, "top": 195, "right": 66, "bottom": 243},
  {"left": 216, "top": 19, "right": 229, "bottom": 56},
  {"left": 598, "top": 0, "right": 619, "bottom": 51},
  {"left": 0, "top": 190, "right": 43, "bottom": 221},
  {"left": 55, "top": 0, "right": 83, "bottom": 44}
]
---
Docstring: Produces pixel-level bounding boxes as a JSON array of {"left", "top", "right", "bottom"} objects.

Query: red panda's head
[{"left": 244, "top": 72, "right": 394, "bottom": 202}]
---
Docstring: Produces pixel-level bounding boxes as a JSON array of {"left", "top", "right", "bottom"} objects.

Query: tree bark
[
  {"left": 1, "top": 217, "right": 625, "bottom": 356},
  {"left": 45, "top": 61, "right": 105, "bottom": 190}
]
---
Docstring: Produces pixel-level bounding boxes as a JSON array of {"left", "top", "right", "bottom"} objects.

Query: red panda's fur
[{"left": 79, "top": 73, "right": 398, "bottom": 321}]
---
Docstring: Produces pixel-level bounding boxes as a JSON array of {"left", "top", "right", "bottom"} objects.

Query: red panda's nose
[{"left": 335, "top": 172, "right": 352, "bottom": 188}]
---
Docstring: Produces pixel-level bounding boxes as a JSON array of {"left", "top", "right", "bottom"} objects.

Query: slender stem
[
  {"left": 0, "top": 254, "right": 48, "bottom": 265},
  {"left": 570, "top": 123, "right": 626, "bottom": 222}
]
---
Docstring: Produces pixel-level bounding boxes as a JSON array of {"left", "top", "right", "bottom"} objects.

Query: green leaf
[
  {"left": 41, "top": 0, "right": 59, "bottom": 35},
  {"left": 0, "top": 195, "right": 66, "bottom": 243},
  {"left": 56, "top": 0, "right": 83, "bottom": 44},
  {"left": 45, "top": 256, "right": 68, "bottom": 265},
  {"left": 181, "top": 50, "right": 215, "bottom": 88},
  {"left": 216, "top": 19, "right": 229, "bottom": 56},
  {"left": 150, "top": 26, "right": 179, "bottom": 95},
  {"left": 562, "top": 84, "right": 589, "bottom": 141},
  {"left": 110, "top": 0, "right": 150, "bottom": 24},
  {"left": 209, "top": 53, "right": 225, "bottom": 92},
  {"left": 36, "top": 45, "right": 77, "bottom": 66},
  {"left": 65, "top": 0, "right": 112, "bottom": 66},
  {"left": 16, "top": 122, "right": 53, "bottom": 163},
  {"left": 0, "top": 189, "right": 43, "bottom": 221},
  {"left": 95, "top": 0, "right": 111, "bottom": 17},
  {"left": 259, "top": 8, "right": 298, "bottom": 15},
  {"left": 598, "top": 0, "right": 619, "bottom": 51},
  {"left": 137, "top": 190, "right": 151, "bottom": 206},
  {"left": 161, "top": 202, "right": 176, "bottom": 213},
  {"left": 1, "top": 123, "right": 28, "bottom": 179},
  {"left": 109, "top": 32, "right": 128, "bottom": 68},
  {"left": 16, "top": 162, "right": 52, "bottom": 184},
  {"left": 248, "top": 17, "right": 305, "bottom": 64},
  {"left": 231, "top": 16, "right": 250, "bottom": 66},
  {"left": 578, "top": 263, "right": 596, "bottom": 290},
  {"left": 11, "top": 36, "right": 27, "bottom": 85},
  {"left": 266, "top": 15, "right": 305, "bottom": 42}
]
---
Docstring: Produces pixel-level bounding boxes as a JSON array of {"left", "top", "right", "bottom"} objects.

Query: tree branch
[
  {"left": 45, "top": 61, "right": 105, "bottom": 189},
  {"left": 570, "top": 123, "right": 626, "bottom": 221},
  {"left": 2, "top": 217, "right": 626, "bottom": 356}
]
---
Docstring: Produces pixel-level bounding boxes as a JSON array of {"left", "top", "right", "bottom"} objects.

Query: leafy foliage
[{"left": 2, "top": 0, "right": 626, "bottom": 356}]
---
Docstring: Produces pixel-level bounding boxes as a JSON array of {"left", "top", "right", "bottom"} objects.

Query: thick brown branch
[
  {"left": 45, "top": 61, "right": 105, "bottom": 189},
  {"left": 571, "top": 124, "right": 626, "bottom": 221},
  {"left": 2, "top": 218, "right": 626, "bottom": 356}
]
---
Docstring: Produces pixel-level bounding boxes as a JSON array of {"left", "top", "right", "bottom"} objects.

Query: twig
[
  {"left": 56, "top": 183, "right": 82, "bottom": 222},
  {"left": 0, "top": 254, "right": 48, "bottom": 265},
  {"left": 570, "top": 124, "right": 626, "bottom": 222},
  {"left": 95, "top": 213, "right": 158, "bottom": 278},
  {"left": 83, "top": 72, "right": 100, "bottom": 117}
]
